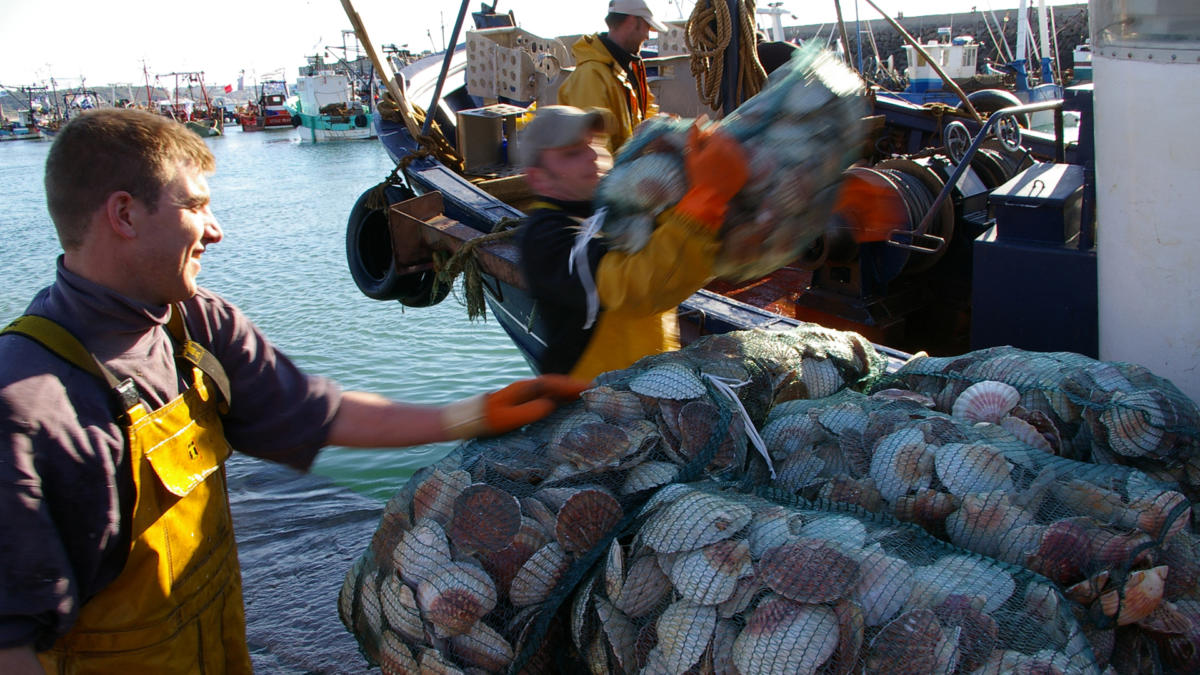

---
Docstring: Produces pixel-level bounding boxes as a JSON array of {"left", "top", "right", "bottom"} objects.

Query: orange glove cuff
[
  {"left": 674, "top": 186, "right": 730, "bottom": 231},
  {"left": 441, "top": 376, "right": 593, "bottom": 439}
]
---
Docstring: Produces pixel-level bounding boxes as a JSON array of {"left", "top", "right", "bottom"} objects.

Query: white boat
[{"left": 288, "top": 55, "right": 374, "bottom": 142}]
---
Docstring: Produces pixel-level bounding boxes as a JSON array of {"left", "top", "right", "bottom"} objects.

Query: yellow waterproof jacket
[
  {"left": 570, "top": 210, "right": 719, "bottom": 380},
  {"left": 558, "top": 34, "right": 658, "bottom": 154}
]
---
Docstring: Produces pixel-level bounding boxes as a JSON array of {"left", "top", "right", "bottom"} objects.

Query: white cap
[{"left": 608, "top": 0, "right": 670, "bottom": 33}]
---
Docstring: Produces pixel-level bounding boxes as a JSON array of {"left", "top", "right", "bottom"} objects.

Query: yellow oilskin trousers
[
  {"left": 37, "top": 356, "right": 251, "bottom": 673},
  {"left": 569, "top": 210, "right": 719, "bottom": 381}
]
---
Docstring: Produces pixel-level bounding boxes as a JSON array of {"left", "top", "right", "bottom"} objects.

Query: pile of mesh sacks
[
  {"left": 594, "top": 43, "right": 867, "bottom": 282},
  {"left": 335, "top": 322, "right": 1200, "bottom": 673}
]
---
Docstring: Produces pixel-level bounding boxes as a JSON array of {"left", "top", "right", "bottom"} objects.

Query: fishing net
[
  {"left": 569, "top": 480, "right": 1100, "bottom": 674},
  {"left": 338, "top": 324, "right": 885, "bottom": 673},
  {"left": 594, "top": 43, "right": 867, "bottom": 282},
  {"left": 868, "top": 346, "right": 1200, "bottom": 506},
  {"left": 760, "top": 387, "right": 1200, "bottom": 671}
]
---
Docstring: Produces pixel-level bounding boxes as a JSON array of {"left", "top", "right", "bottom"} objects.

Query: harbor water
[{"left": 0, "top": 128, "right": 532, "bottom": 672}]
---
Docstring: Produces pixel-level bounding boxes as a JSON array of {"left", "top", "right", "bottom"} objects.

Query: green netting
[
  {"left": 571, "top": 481, "right": 1100, "bottom": 674},
  {"left": 596, "top": 43, "right": 867, "bottom": 282},
  {"left": 761, "top": 387, "right": 1200, "bottom": 671},
  {"left": 338, "top": 324, "right": 884, "bottom": 673},
  {"left": 868, "top": 346, "right": 1200, "bottom": 506}
]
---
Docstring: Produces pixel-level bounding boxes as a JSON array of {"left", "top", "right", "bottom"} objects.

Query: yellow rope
[
  {"left": 685, "top": 0, "right": 767, "bottom": 111},
  {"left": 376, "top": 92, "right": 464, "bottom": 172}
]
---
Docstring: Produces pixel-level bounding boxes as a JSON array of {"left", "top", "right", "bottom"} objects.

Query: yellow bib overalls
[{"left": 4, "top": 311, "right": 253, "bottom": 674}]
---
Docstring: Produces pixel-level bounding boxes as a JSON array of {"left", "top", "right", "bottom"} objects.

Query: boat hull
[{"left": 294, "top": 112, "right": 373, "bottom": 142}]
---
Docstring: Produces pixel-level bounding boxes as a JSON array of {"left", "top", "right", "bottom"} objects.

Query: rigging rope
[
  {"left": 432, "top": 217, "right": 524, "bottom": 321},
  {"left": 684, "top": 0, "right": 767, "bottom": 111}
]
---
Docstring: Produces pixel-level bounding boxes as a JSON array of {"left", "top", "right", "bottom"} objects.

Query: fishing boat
[
  {"left": 236, "top": 80, "right": 293, "bottom": 131},
  {"left": 287, "top": 54, "right": 374, "bottom": 142},
  {"left": 341, "top": 0, "right": 1196, "bottom": 401},
  {"left": 0, "top": 113, "right": 42, "bottom": 141}
]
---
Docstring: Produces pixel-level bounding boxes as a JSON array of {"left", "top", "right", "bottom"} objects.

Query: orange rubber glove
[
  {"left": 674, "top": 121, "right": 750, "bottom": 230},
  {"left": 441, "top": 374, "right": 593, "bottom": 439}
]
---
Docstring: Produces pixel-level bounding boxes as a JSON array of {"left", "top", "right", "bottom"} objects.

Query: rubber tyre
[
  {"left": 345, "top": 185, "right": 452, "bottom": 307},
  {"left": 354, "top": 114, "right": 368, "bottom": 128},
  {"left": 959, "top": 89, "right": 1030, "bottom": 128}
]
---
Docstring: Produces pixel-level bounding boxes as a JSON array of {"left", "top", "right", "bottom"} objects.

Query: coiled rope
[{"left": 684, "top": 0, "right": 767, "bottom": 111}]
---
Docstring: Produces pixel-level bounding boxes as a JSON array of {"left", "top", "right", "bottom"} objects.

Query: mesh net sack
[
  {"left": 569, "top": 480, "right": 1100, "bottom": 674},
  {"left": 595, "top": 43, "right": 867, "bottom": 282},
  {"left": 868, "top": 346, "right": 1200, "bottom": 505},
  {"left": 760, "top": 388, "right": 1200, "bottom": 670},
  {"left": 338, "top": 325, "right": 886, "bottom": 673}
]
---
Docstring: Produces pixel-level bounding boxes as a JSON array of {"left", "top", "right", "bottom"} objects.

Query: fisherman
[
  {"left": 517, "top": 105, "right": 748, "bottom": 380},
  {"left": 0, "top": 108, "right": 588, "bottom": 674},
  {"left": 557, "top": 0, "right": 668, "bottom": 154}
]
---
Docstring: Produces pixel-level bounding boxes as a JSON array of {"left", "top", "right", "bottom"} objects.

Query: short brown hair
[
  {"left": 605, "top": 12, "right": 631, "bottom": 30},
  {"left": 44, "top": 108, "right": 215, "bottom": 249}
]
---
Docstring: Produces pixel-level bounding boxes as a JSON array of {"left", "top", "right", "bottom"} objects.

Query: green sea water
[{"left": 0, "top": 129, "right": 532, "bottom": 501}]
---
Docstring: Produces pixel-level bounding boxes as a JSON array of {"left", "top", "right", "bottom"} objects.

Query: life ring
[
  {"left": 345, "top": 184, "right": 452, "bottom": 307},
  {"left": 959, "top": 89, "right": 1030, "bottom": 128}
]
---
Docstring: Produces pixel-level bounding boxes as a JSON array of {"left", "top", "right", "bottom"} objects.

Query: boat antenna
[{"left": 423, "top": 0, "right": 470, "bottom": 137}]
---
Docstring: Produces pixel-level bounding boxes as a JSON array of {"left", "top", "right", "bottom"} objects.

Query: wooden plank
[{"left": 388, "top": 192, "right": 527, "bottom": 289}]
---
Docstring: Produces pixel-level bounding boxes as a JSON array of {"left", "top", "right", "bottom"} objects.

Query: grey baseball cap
[
  {"left": 516, "top": 105, "right": 610, "bottom": 168},
  {"left": 609, "top": 0, "right": 670, "bottom": 33}
]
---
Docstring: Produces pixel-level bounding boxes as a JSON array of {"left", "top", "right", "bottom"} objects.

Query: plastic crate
[{"left": 465, "top": 27, "right": 571, "bottom": 101}]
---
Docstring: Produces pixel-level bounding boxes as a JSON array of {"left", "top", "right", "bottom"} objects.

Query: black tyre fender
[
  {"left": 354, "top": 113, "right": 368, "bottom": 128},
  {"left": 959, "top": 89, "right": 1030, "bottom": 128},
  {"left": 290, "top": 113, "right": 302, "bottom": 128},
  {"left": 346, "top": 183, "right": 451, "bottom": 307}
]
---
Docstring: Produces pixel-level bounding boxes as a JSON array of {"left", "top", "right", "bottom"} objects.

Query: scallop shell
[
  {"left": 416, "top": 646, "right": 466, "bottom": 675},
  {"left": 605, "top": 540, "right": 625, "bottom": 603},
  {"left": 639, "top": 490, "right": 753, "bottom": 554},
  {"left": 762, "top": 413, "right": 826, "bottom": 460},
  {"left": 478, "top": 517, "right": 548, "bottom": 595},
  {"left": 393, "top": 520, "right": 453, "bottom": 588},
  {"left": 817, "top": 400, "right": 869, "bottom": 435},
  {"left": 865, "top": 608, "right": 952, "bottom": 674},
  {"left": 892, "top": 488, "right": 960, "bottom": 530},
  {"left": 944, "top": 492, "right": 1036, "bottom": 560},
  {"left": 1099, "top": 389, "right": 1167, "bottom": 457},
  {"left": 933, "top": 443, "right": 1015, "bottom": 497},
  {"left": 509, "top": 541, "right": 569, "bottom": 607},
  {"left": 597, "top": 152, "right": 687, "bottom": 214},
  {"left": 732, "top": 596, "right": 839, "bottom": 675},
  {"left": 1026, "top": 518, "right": 1096, "bottom": 585},
  {"left": 868, "top": 427, "right": 934, "bottom": 502},
  {"left": 555, "top": 488, "right": 624, "bottom": 555},
  {"left": 381, "top": 572, "right": 425, "bottom": 643},
  {"left": 448, "top": 483, "right": 521, "bottom": 553},
  {"left": 828, "top": 599, "right": 866, "bottom": 675},
  {"left": 800, "top": 357, "right": 845, "bottom": 398},
  {"left": 933, "top": 594, "right": 998, "bottom": 673},
  {"left": 999, "top": 415, "right": 1054, "bottom": 453},
  {"left": 795, "top": 514, "right": 868, "bottom": 549},
  {"left": 356, "top": 572, "right": 385, "bottom": 641},
  {"left": 550, "top": 421, "right": 635, "bottom": 473},
  {"left": 677, "top": 400, "right": 742, "bottom": 470},
  {"left": 712, "top": 619, "right": 740, "bottom": 675},
  {"left": 378, "top": 630, "right": 420, "bottom": 675},
  {"left": 746, "top": 506, "right": 796, "bottom": 559},
  {"left": 910, "top": 554, "right": 1015, "bottom": 614},
  {"left": 853, "top": 550, "right": 916, "bottom": 627},
  {"left": 1136, "top": 600, "right": 1192, "bottom": 634},
  {"left": 595, "top": 595, "right": 638, "bottom": 672},
  {"left": 415, "top": 560, "right": 496, "bottom": 638},
  {"left": 629, "top": 364, "right": 707, "bottom": 400},
  {"left": 668, "top": 539, "right": 753, "bottom": 605},
  {"left": 718, "top": 575, "right": 763, "bottom": 619},
  {"left": 1100, "top": 564, "right": 1167, "bottom": 625},
  {"left": 871, "top": 388, "right": 936, "bottom": 407},
  {"left": 411, "top": 468, "right": 471, "bottom": 526},
  {"left": 774, "top": 450, "right": 827, "bottom": 492},
  {"left": 818, "top": 474, "right": 884, "bottom": 512},
  {"left": 614, "top": 555, "right": 672, "bottom": 618},
  {"left": 338, "top": 557, "right": 365, "bottom": 631},
  {"left": 582, "top": 385, "right": 646, "bottom": 424},
  {"left": 621, "top": 461, "right": 679, "bottom": 495},
  {"left": 951, "top": 380, "right": 1021, "bottom": 424},
  {"left": 655, "top": 599, "right": 719, "bottom": 673},
  {"left": 449, "top": 620, "right": 514, "bottom": 671},
  {"left": 757, "top": 538, "right": 861, "bottom": 603}
]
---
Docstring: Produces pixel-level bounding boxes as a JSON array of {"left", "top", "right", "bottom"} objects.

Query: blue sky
[{"left": 0, "top": 0, "right": 1082, "bottom": 89}]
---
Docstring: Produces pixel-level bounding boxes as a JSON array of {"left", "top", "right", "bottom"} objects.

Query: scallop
[
  {"left": 817, "top": 400, "right": 869, "bottom": 435},
  {"left": 621, "top": 461, "right": 679, "bottom": 495},
  {"left": 595, "top": 596, "right": 638, "bottom": 672},
  {"left": 639, "top": 490, "right": 753, "bottom": 554},
  {"left": 868, "top": 427, "right": 934, "bottom": 502},
  {"left": 655, "top": 599, "right": 718, "bottom": 673},
  {"left": 448, "top": 620, "right": 514, "bottom": 671},
  {"left": 550, "top": 421, "right": 634, "bottom": 472},
  {"left": 910, "top": 554, "right": 1015, "bottom": 614},
  {"left": 667, "top": 539, "right": 753, "bottom": 606},
  {"left": 999, "top": 415, "right": 1054, "bottom": 453},
  {"left": 380, "top": 572, "right": 425, "bottom": 643},
  {"left": 795, "top": 514, "right": 867, "bottom": 549},
  {"left": 555, "top": 488, "right": 623, "bottom": 555},
  {"left": 800, "top": 357, "right": 845, "bottom": 398},
  {"left": 757, "top": 538, "right": 861, "bottom": 603},
  {"left": 732, "top": 596, "right": 839, "bottom": 675},
  {"left": 415, "top": 560, "right": 496, "bottom": 638},
  {"left": 853, "top": 550, "right": 916, "bottom": 627},
  {"left": 448, "top": 483, "right": 521, "bottom": 553},
  {"left": 629, "top": 364, "right": 707, "bottom": 400},
  {"left": 945, "top": 492, "right": 1036, "bottom": 560},
  {"left": 509, "top": 541, "right": 569, "bottom": 607},
  {"left": 393, "top": 520, "right": 453, "bottom": 588},
  {"left": 762, "top": 413, "right": 826, "bottom": 460},
  {"left": 411, "top": 468, "right": 470, "bottom": 526},
  {"left": 933, "top": 443, "right": 1014, "bottom": 497},
  {"left": 378, "top": 630, "right": 420, "bottom": 675},
  {"left": 614, "top": 555, "right": 672, "bottom": 618},
  {"left": 951, "top": 380, "right": 1021, "bottom": 424},
  {"left": 582, "top": 385, "right": 646, "bottom": 424},
  {"left": 478, "top": 517, "right": 548, "bottom": 595},
  {"left": 1100, "top": 564, "right": 1167, "bottom": 625},
  {"left": 865, "top": 608, "right": 953, "bottom": 674},
  {"left": 1099, "top": 388, "right": 1167, "bottom": 457},
  {"left": 745, "top": 506, "right": 796, "bottom": 559}
]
